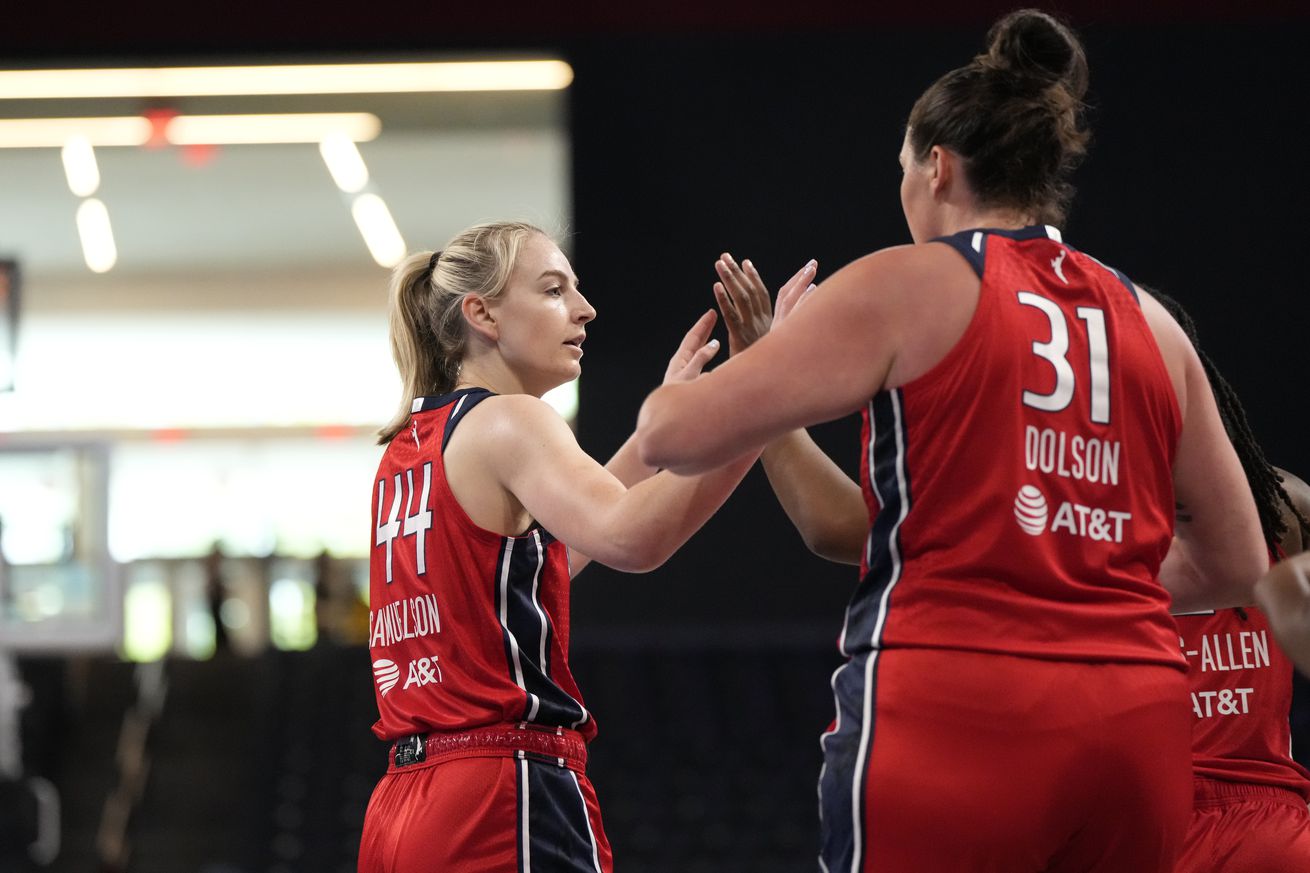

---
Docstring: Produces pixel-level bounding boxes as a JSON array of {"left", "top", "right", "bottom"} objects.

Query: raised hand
[
  {"left": 663, "top": 309, "right": 721, "bottom": 384},
  {"left": 713, "top": 254, "right": 817, "bottom": 355}
]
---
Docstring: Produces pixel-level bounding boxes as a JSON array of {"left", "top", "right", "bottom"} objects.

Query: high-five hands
[{"left": 713, "top": 254, "right": 818, "bottom": 355}]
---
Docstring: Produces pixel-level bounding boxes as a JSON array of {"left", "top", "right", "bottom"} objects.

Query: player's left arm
[{"left": 1256, "top": 553, "right": 1310, "bottom": 676}]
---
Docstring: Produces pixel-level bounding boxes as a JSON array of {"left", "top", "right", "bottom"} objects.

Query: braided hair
[{"left": 1148, "top": 287, "right": 1310, "bottom": 552}]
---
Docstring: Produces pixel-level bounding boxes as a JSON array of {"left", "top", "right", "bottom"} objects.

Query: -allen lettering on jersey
[
  {"left": 1177, "top": 606, "right": 1310, "bottom": 797},
  {"left": 1194, "top": 630, "right": 1271, "bottom": 673}
]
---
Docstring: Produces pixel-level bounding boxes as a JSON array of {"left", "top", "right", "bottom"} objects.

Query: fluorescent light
[
  {"left": 0, "top": 113, "right": 380, "bottom": 148},
  {"left": 0, "top": 60, "right": 574, "bottom": 99},
  {"left": 0, "top": 117, "right": 150, "bottom": 148},
  {"left": 350, "top": 193, "right": 406, "bottom": 268},
  {"left": 319, "top": 133, "right": 370, "bottom": 193},
  {"left": 165, "top": 112, "right": 380, "bottom": 145},
  {"left": 60, "top": 135, "right": 100, "bottom": 196},
  {"left": 75, "top": 199, "right": 117, "bottom": 273}
]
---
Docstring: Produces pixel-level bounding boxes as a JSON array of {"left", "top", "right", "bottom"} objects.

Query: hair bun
[{"left": 982, "top": 9, "right": 1088, "bottom": 99}]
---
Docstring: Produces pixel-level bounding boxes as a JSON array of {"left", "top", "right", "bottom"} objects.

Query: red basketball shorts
[
  {"left": 358, "top": 725, "right": 612, "bottom": 873},
  {"left": 819, "top": 648, "right": 1193, "bottom": 873},
  {"left": 1174, "top": 779, "right": 1310, "bottom": 873}
]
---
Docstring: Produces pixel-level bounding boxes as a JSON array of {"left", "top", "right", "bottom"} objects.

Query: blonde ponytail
[{"left": 377, "top": 221, "right": 546, "bottom": 443}]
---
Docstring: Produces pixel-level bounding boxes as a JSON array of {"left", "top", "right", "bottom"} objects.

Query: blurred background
[{"left": 1, "top": 1, "right": 1308, "bottom": 871}]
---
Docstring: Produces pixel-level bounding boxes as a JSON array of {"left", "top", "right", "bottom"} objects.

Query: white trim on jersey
[
  {"left": 1044, "top": 225, "right": 1063, "bottom": 242},
  {"left": 849, "top": 390, "right": 912, "bottom": 873},
  {"left": 570, "top": 770, "right": 605, "bottom": 873},
  {"left": 971, "top": 231, "right": 983, "bottom": 253},
  {"left": 499, "top": 539, "right": 541, "bottom": 719},
  {"left": 529, "top": 531, "right": 550, "bottom": 678},
  {"left": 524, "top": 532, "right": 547, "bottom": 721}
]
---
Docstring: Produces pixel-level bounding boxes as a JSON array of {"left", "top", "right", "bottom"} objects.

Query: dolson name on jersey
[{"left": 1024, "top": 425, "right": 1122, "bottom": 486}]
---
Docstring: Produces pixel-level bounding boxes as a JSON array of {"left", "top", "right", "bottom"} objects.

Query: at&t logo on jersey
[
  {"left": 403, "top": 656, "right": 443, "bottom": 690},
  {"left": 1013, "top": 485, "right": 1048, "bottom": 535},
  {"left": 373, "top": 659, "right": 401, "bottom": 696},
  {"left": 372, "top": 655, "right": 443, "bottom": 697},
  {"left": 1012, "top": 484, "right": 1134, "bottom": 543}
]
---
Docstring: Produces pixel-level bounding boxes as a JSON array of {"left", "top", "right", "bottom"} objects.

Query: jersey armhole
[
  {"left": 436, "top": 389, "right": 559, "bottom": 546},
  {"left": 1111, "top": 268, "right": 1139, "bottom": 303},
  {"left": 1081, "top": 253, "right": 1140, "bottom": 304},
  {"left": 440, "top": 388, "right": 495, "bottom": 452},
  {"left": 930, "top": 230, "right": 987, "bottom": 279}
]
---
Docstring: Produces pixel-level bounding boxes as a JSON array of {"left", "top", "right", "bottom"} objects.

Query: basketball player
[
  {"left": 637, "top": 10, "right": 1267, "bottom": 872},
  {"left": 357, "top": 222, "right": 756, "bottom": 873},
  {"left": 1149, "top": 290, "right": 1310, "bottom": 873}
]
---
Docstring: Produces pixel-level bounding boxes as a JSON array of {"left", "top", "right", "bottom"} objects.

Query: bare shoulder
[
  {"left": 458, "top": 393, "right": 574, "bottom": 448},
  {"left": 448, "top": 395, "right": 576, "bottom": 461},
  {"left": 1134, "top": 284, "right": 1192, "bottom": 354},
  {"left": 832, "top": 241, "right": 971, "bottom": 285},
  {"left": 818, "top": 242, "right": 976, "bottom": 321},
  {"left": 832, "top": 241, "right": 979, "bottom": 388}
]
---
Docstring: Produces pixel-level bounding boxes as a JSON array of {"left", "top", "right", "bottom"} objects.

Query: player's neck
[
  {"left": 937, "top": 206, "right": 1040, "bottom": 238},
  {"left": 454, "top": 354, "right": 529, "bottom": 398}
]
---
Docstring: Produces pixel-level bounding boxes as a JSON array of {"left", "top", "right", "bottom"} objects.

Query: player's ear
[
  {"left": 927, "top": 145, "right": 954, "bottom": 199},
  {"left": 461, "top": 294, "right": 499, "bottom": 342}
]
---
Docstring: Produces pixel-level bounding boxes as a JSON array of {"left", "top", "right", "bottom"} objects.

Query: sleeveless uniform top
[
  {"left": 845, "top": 225, "right": 1184, "bottom": 669},
  {"left": 1177, "top": 597, "right": 1310, "bottom": 799},
  {"left": 367, "top": 388, "right": 595, "bottom": 742}
]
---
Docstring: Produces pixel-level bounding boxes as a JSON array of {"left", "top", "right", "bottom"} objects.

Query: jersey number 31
[{"left": 1017, "top": 291, "right": 1111, "bottom": 425}]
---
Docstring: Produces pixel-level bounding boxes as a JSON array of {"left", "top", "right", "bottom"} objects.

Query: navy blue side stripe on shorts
[
  {"left": 819, "top": 389, "right": 912, "bottom": 873},
  {"left": 515, "top": 757, "right": 603, "bottom": 873}
]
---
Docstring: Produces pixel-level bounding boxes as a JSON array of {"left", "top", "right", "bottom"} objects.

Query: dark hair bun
[{"left": 982, "top": 9, "right": 1088, "bottom": 99}]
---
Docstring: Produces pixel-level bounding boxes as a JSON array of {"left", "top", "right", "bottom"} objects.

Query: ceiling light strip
[
  {"left": 0, "top": 117, "right": 150, "bottom": 148},
  {"left": 0, "top": 113, "right": 381, "bottom": 148},
  {"left": 164, "top": 112, "right": 380, "bottom": 145},
  {"left": 0, "top": 60, "right": 573, "bottom": 100}
]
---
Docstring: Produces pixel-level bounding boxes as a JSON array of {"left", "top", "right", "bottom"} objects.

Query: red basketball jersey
[
  {"left": 849, "top": 226, "right": 1184, "bottom": 667},
  {"left": 1177, "top": 605, "right": 1310, "bottom": 799},
  {"left": 367, "top": 388, "right": 596, "bottom": 742}
]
